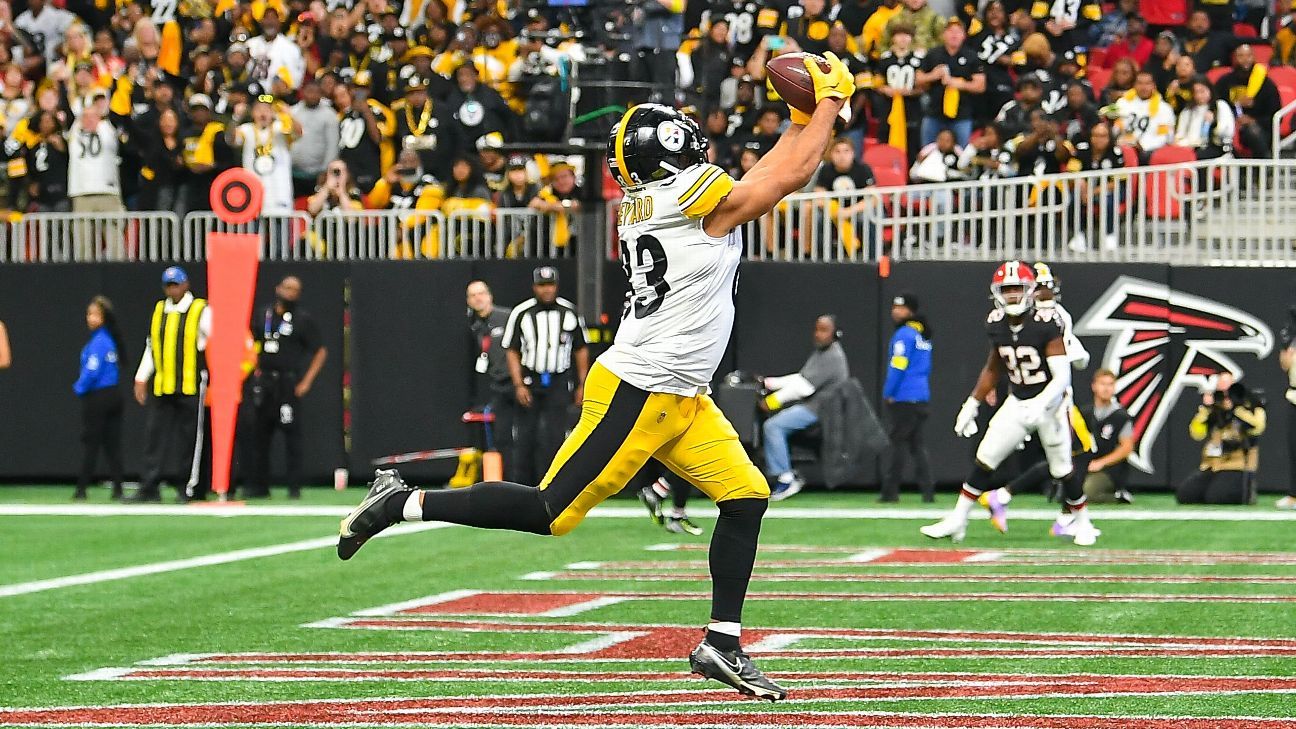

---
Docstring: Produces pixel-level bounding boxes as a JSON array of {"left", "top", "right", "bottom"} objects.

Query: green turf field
[{"left": 3, "top": 485, "right": 1296, "bottom": 728}]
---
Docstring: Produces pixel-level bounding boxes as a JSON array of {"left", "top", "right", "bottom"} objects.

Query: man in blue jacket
[{"left": 880, "top": 293, "right": 934, "bottom": 502}]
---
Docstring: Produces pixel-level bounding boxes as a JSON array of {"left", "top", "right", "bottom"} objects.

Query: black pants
[
  {"left": 881, "top": 401, "right": 933, "bottom": 501},
  {"left": 514, "top": 380, "right": 571, "bottom": 485},
  {"left": 140, "top": 392, "right": 203, "bottom": 498},
  {"left": 77, "top": 388, "right": 124, "bottom": 495},
  {"left": 482, "top": 390, "right": 518, "bottom": 482},
  {"left": 1009, "top": 453, "right": 1091, "bottom": 503},
  {"left": 1288, "top": 403, "right": 1296, "bottom": 498},
  {"left": 249, "top": 371, "right": 303, "bottom": 497},
  {"left": 1238, "top": 121, "right": 1271, "bottom": 159},
  {"left": 1177, "top": 469, "right": 1250, "bottom": 504}
]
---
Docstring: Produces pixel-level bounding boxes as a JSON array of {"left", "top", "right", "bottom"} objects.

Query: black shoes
[
  {"left": 337, "top": 469, "right": 414, "bottom": 561},
  {"left": 689, "top": 640, "right": 788, "bottom": 701}
]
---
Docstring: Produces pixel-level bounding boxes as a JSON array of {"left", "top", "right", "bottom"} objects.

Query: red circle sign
[{"left": 210, "top": 167, "right": 264, "bottom": 225}]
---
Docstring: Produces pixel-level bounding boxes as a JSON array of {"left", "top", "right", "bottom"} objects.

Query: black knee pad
[{"left": 966, "top": 464, "right": 996, "bottom": 492}]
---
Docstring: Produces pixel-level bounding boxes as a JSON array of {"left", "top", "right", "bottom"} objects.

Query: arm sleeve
[
  {"left": 1036, "top": 353, "right": 1072, "bottom": 411},
  {"left": 73, "top": 344, "right": 94, "bottom": 396},
  {"left": 568, "top": 310, "right": 588, "bottom": 348},
  {"left": 135, "top": 338, "right": 155, "bottom": 383}
]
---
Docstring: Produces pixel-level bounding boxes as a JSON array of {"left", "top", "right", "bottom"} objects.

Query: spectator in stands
[
  {"left": 883, "top": 0, "right": 945, "bottom": 52},
  {"left": 15, "top": 0, "right": 73, "bottom": 65},
  {"left": 1010, "top": 106, "right": 1073, "bottom": 176},
  {"left": 782, "top": 0, "right": 833, "bottom": 56},
  {"left": 477, "top": 132, "right": 507, "bottom": 193},
  {"left": 392, "top": 76, "right": 458, "bottom": 183},
  {"left": 137, "top": 108, "right": 187, "bottom": 216},
  {"left": 333, "top": 81, "right": 392, "bottom": 195},
  {"left": 703, "top": 107, "right": 737, "bottom": 170},
  {"left": 861, "top": 0, "right": 902, "bottom": 59},
  {"left": 1214, "top": 44, "right": 1281, "bottom": 158},
  {"left": 1102, "top": 15, "right": 1153, "bottom": 70},
  {"left": 1031, "top": 0, "right": 1100, "bottom": 53},
  {"left": 1195, "top": 0, "right": 1236, "bottom": 31},
  {"left": 995, "top": 74, "right": 1046, "bottom": 139},
  {"left": 959, "top": 122, "right": 1015, "bottom": 179},
  {"left": 1059, "top": 82, "right": 1101, "bottom": 141},
  {"left": 873, "top": 23, "right": 925, "bottom": 161},
  {"left": 67, "top": 102, "right": 122, "bottom": 217},
  {"left": 290, "top": 78, "right": 339, "bottom": 200},
  {"left": 74, "top": 296, "right": 125, "bottom": 502},
  {"left": 181, "top": 94, "right": 231, "bottom": 213},
  {"left": 1183, "top": 10, "right": 1235, "bottom": 70},
  {"left": 1144, "top": 30, "right": 1180, "bottom": 92},
  {"left": 247, "top": 7, "right": 306, "bottom": 92},
  {"left": 631, "top": 0, "right": 685, "bottom": 100},
  {"left": 910, "top": 128, "right": 963, "bottom": 243},
  {"left": 1175, "top": 76, "right": 1235, "bottom": 161},
  {"left": 229, "top": 94, "right": 300, "bottom": 213},
  {"left": 26, "top": 110, "right": 68, "bottom": 212},
  {"left": 1067, "top": 121, "right": 1125, "bottom": 252},
  {"left": 1275, "top": 1, "right": 1296, "bottom": 67},
  {"left": 1177, "top": 374, "right": 1266, "bottom": 504},
  {"left": 814, "top": 137, "right": 877, "bottom": 255},
  {"left": 1165, "top": 55, "right": 1200, "bottom": 112},
  {"left": 1102, "top": 57, "right": 1139, "bottom": 105},
  {"left": 1079, "top": 368, "right": 1136, "bottom": 503},
  {"left": 736, "top": 142, "right": 762, "bottom": 177},
  {"left": 1113, "top": 71, "right": 1175, "bottom": 163},
  {"left": 744, "top": 106, "right": 784, "bottom": 155},
  {"left": 973, "top": 1, "right": 1021, "bottom": 120},
  {"left": 368, "top": 148, "right": 443, "bottom": 211},
  {"left": 1092, "top": 0, "right": 1136, "bottom": 48},
  {"left": 307, "top": 159, "right": 363, "bottom": 215},
  {"left": 686, "top": 18, "right": 732, "bottom": 105},
  {"left": 917, "top": 19, "right": 985, "bottom": 147},
  {"left": 447, "top": 62, "right": 515, "bottom": 149},
  {"left": 529, "top": 162, "right": 580, "bottom": 251}
]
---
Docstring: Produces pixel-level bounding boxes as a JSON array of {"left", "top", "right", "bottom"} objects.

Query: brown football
[{"left": 765, "top": 52, "right": 830, "bottom": 115}]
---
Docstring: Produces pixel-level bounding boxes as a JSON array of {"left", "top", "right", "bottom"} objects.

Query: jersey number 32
[{"left": 620, "top": 234, "right": 671, "bottom": 319}]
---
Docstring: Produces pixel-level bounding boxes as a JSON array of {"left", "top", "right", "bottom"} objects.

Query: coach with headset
[{"left": 759, "top": 315, "right": 850, "bottom": 501}]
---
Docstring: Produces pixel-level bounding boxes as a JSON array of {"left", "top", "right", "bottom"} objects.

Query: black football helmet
[{"left": 606, "top": 104, "right": 709, "bottom": 189}]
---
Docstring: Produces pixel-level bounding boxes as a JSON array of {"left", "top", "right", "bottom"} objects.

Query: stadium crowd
[{"left": 0, "top": 0, "right": 1290, "bottom": 245}]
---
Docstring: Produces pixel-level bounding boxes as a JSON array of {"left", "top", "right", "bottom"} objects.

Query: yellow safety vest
[{"left": 150, "top": 298, "right": 207, "bottom": 396}]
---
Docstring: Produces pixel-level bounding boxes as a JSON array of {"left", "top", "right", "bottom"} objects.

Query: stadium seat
[
  {"left": 1121, "top": 145, "right": 1140, "bottom": 167},
  {"left": 1254, "top": 45, "right": 1273, "bottom": 64},
  {"left": 1233, "top": 22, "right": 1258, "bottom": 37},
  {"left": 1086, "top": 67, "right": 1112, "bottom": 96},
  {"left": 1207, "top": 67, "right": 1230, "bottom": 84},
  {"left": 1145, "top": 147, "right": 1196, "bottom": 219},
  {"left": 1269, "top": 66, "right": 1296, "bottom": 91},
  {"left": 863, "top": 144, "right": 909, "bottom": 186},
  {"left": 1148, "top": 146, "right": 1197, "bottom": 166},
  {"left": 1087, "top": 47, "right": 1107, "bottom": 69}
]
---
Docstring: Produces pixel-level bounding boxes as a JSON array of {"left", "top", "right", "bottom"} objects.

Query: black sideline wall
[{"left": 1, "top": 260, "right": 1291, "bottom": 494}]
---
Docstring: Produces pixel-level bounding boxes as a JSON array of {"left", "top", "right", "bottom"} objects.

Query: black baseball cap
[
  {"left": 533, "top": 266, "right": 558, "bottom": 284},
  {"left": 892, "top": 293, "right": 919, "bottom": 311}
]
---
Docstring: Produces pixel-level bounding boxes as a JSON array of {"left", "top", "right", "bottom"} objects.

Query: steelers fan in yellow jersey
[{"left": 336, "top": 52, "right": 859, "bottom": 702}]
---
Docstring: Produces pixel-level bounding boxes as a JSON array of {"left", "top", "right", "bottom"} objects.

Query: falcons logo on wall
[{"left": 1074, "top": 276, "right": 1273, "bottom": 473}]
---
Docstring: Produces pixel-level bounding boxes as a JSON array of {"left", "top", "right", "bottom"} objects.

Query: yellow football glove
[
  {"left": 804, "top": 51, "right": 855, "bottom": 104},
  {"left": 789, "top": 105, "right": 812, "bottom": 126}
]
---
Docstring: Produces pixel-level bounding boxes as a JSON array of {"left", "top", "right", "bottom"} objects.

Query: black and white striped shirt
[{"left": 501, "top": 297, "right": 588, "bottom": 375}]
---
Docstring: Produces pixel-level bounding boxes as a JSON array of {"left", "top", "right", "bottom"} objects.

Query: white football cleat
[
  {"left": 1275, "top": 495, "right": 1296, "bottom": 510},
  {"left": 920, "top": 517, "right": 967, "bottom": 543},
  {"left": 1071, "top": 522, "right": 1101, "bottom": 547}
]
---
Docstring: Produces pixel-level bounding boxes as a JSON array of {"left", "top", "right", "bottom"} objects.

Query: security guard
[
  {"left": 247, "top": 276, "right": 327, "bottom": 499},
  {"left": 502, "top": 266, "right": 589, "bottom": 485},
  {"left": 131, "top": 267, "right": 211, "bottom": 503},
  {"left": 880, "top": 293, "right": 934, "bottom": 502},
  {"left": 467, "top": 280, "right": 515, "bottom": 477}
]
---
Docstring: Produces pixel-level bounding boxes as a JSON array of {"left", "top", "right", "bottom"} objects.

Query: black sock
[
  {"left": 384, "top": 481, "right": 554, "bottom": 535},
  {"left": 705, "top": 628, "right": 740, "bottom": 653},
  {"left": 708, "top": 497, "right": 767, "bottom": 626},
  {"left": 671, "top": 480, "right": 690, "bottom": 511}
]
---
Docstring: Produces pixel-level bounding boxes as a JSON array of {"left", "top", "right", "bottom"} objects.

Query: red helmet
[{"left": 991, "top": 260, "right": 1036, "bottom": 316}]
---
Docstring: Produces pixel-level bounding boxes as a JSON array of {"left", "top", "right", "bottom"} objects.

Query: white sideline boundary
[
  {"left": 0, "top": 522, "right": 453, "bottom": 598},
  {"left": 3, "top": 503, "right": 1296, "bottom": 521}
]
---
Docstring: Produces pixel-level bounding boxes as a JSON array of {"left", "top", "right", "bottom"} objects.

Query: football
[{"left": 765, "top": 52, "right": 831, "bottom": 115}]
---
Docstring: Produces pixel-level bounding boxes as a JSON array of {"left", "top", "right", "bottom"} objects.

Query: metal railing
[
  {"left": 759, "top": 157, "right": 1296, "bottom": 265},
  {"left": 1, "top": 159, "right": 1293, "bottom": 265},
  {"left": 1275, "top": 98, "right": 1296, "bottom": 159}
]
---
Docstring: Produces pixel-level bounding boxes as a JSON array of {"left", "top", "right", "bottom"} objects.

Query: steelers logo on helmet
[
  {"left": 606, "top": 104, "right": 709, "bottom": 189},
  {"left": 657, "top": 121, "right": 686, "bottom": 152}
]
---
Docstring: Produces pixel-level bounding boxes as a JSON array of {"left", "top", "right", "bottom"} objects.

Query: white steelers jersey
[{"left": 597, "top": 163, "right": 741, "bottom": 396}]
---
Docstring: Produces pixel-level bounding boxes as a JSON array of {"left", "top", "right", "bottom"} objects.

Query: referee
[
  {"left": 502, "top": 266, "right": 589, "bottom": 485},
  {"left": 247, "top": 276, "right": 327, "bottom": 499}
]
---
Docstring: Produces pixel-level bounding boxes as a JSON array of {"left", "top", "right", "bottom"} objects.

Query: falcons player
[
  {"left": 921, "top": 261, "right": 1100, "bottom": 546},
  {"left": 978, "top": 262, "right": 1095, "bottom": 536}
]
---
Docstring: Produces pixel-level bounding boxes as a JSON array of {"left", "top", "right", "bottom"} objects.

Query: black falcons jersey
[{"left": 986, "top": 306, "right": 1065, "bottom": 399}]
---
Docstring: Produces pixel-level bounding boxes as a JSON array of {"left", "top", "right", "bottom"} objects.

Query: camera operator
[
  {"left": 1176, "top": 373, "right": 1266, "bottom": 504},
  {"left": 1277, "top": 310, "right": 1296, "bottom": 510},
  {"left": 631, "top": 0, "right": 685, "bottom": 101}
]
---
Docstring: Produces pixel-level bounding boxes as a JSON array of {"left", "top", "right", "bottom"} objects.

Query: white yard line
[
  {"left": 3, "top": 502, "right": 1296, "bottom": 521},
  {"left": 0, "top": 522, "right": 452, "bottom": 599}
]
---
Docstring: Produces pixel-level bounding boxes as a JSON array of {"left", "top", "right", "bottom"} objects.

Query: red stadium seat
[
  {"left": 1086, "top": 66, "right": 1112, "bottom": 96},
  {"left": 1254, "top": 45, "right": 1273, "bottom": 64},
  {"left": 1233, "top": 22, "right": 1258, "bottom": 37},
  {"left": 1148, "top": 145, "right": 1197, "bottom": 165},
  {"left": 1087, "top": 46, "right": 1107, "bottom": 69},
  {"left": 1269, "top": 65, "right": 1296, "bottom": 90},
  {"left": 1121, "top": 145, "right": 1140, "bottom": 167},
  {"left": 1206, "top": 66, "right": 1230, "bottom": 84},
  {"left": 1144, "top": 146, "right": 1196, "bottom": 219},
  {"left": 863, "top": 143, "right": 909, "bottom": 186}
]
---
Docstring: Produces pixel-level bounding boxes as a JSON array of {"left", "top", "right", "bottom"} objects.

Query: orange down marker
[{"left": 205, "top": 169, "right": 263, "bottom": 497}]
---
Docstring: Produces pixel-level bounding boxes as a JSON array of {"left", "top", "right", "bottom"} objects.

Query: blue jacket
[
  {"left": 883, "top": 320, "right": 931, "bottom": 403},
  {"left": 74, "top": 328, "right": 120, "bottom": 396}
]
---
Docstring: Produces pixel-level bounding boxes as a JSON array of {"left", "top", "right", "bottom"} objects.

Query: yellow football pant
[{"left": 539, "top": 363, "right": 769, "bottom": 536}]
